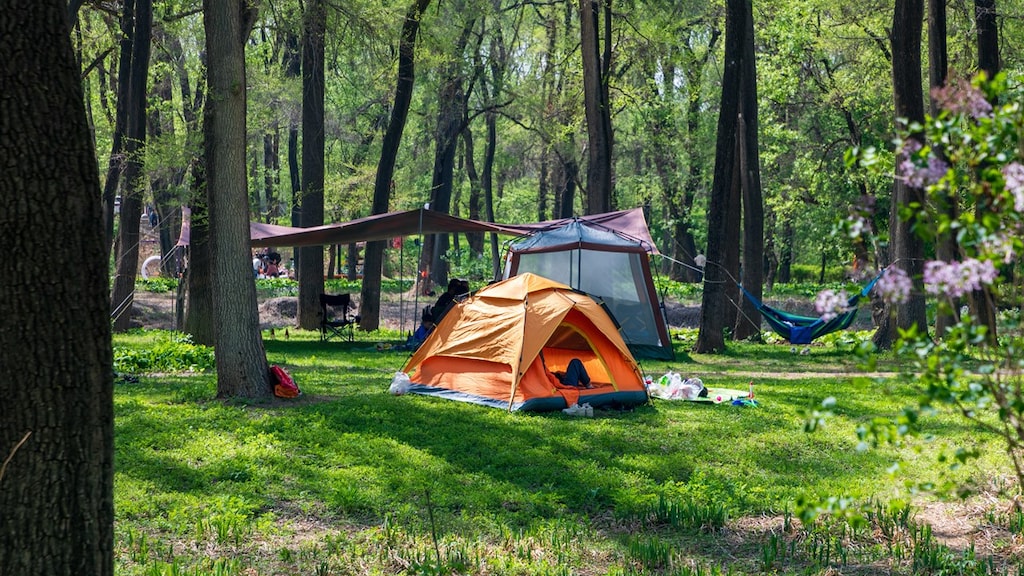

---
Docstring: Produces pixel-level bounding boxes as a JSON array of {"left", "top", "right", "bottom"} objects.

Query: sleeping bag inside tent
[
  {"left": 402, "top": 273, "right": 650, "bottom": 412},
  {"left": 503, "top": 216, "right": 674, "bottom": 361}
]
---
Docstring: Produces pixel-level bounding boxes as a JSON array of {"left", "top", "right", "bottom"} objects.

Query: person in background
[
  {"left": 252, "top": 252, "right": 264, "bottom": 278},
  {"left": 264, "top": 253, "right": 282, "bottom": 277},
  {"left": 431, "top": 278, "right": 463, "bottom": 323},
  {"left": 410, "top": 306, "right": 435, "bottom": 348}
]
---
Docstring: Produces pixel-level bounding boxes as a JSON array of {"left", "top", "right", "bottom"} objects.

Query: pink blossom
[
  {"left": 815, "top": 289, "right": 850, "bottom": 322},
  {"left": 875, "top": 267, "right": 911, "bottom": 305},
  {"left": 923, "top": 258, "right": 999, "bottom": 299},
  {"left": 898, "top": 155, "right": 949, "bottom": 189},
  {"left": 1001, "top": 162, "right": 1024, "bottom": 212},
  {"left": 847, "top": 215, "right": 869, "bottom": 239},
  {"left": 930, "top": 78, "right": 993, "bottom": 119}
]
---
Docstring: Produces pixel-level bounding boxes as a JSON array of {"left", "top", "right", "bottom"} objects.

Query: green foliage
[
  {"left": 109, "top": 329, "right": 1016, "bottom": 573},
  {"left": 114, "top": 331, "right": 215, "bottom": 374},
  {"left": 137, "top": 277, "right": 181, "bottom": 293},
  {"left": 843, "top": 72, "right": 1024, "bottom": 498}
]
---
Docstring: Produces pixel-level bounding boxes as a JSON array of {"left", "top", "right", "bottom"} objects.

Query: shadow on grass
[{"left": 113, "top": 340, "right": 963, "bottom": 542}]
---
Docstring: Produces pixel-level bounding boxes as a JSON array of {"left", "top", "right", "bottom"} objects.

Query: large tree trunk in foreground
[
  {"left": 204, "top": 0, "right": 270, "bottom": 398},
  {"left": 1, "top": 2, "right": 114, "bottom": 573}
]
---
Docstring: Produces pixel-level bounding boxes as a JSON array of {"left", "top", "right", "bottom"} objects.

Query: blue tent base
[
  {"left": 739, "top": 271, "right": 883, "bottom": 345},
  {"left": 404, "top": 384, "right": 650, "bottom": 412}
]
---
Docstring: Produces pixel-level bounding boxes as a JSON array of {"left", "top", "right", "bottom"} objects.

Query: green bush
[{"left": 114, "top": 331, "right": 215, "bottom": 374}]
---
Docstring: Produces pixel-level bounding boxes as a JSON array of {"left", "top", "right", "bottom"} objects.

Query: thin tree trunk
[
  {"left": 969, "top": 0, "right": 1000, "bottom": 344},
  {"left": 101, "top": 0, "right": 136, "bottom": 256},
  {"left": 579, "top": 0, "right": 613, "bottom": 214},
  {"left": 297, "top": 0, "right": 326, "bottom": 331},
  {"left": 360, "top": 0, "right": 433, "bottom": 330},
  {"left": 463, "top": 124, "right": 485, "bottom": 256},
  {"left": 1, "top": 1, "right": 113, "bottom": 572},
  {"left": 734, "top": 0, "right": 764, "bottom": 342},
  {"left": 110, "top": 0, "right": 152, "bottom": 332},
  {"left": 875, "top": 0, "right": 929, "bottom": 350},
  {"left": 930, "top": 0, "right": 958, "bottom": 338},
  {"left": 695, "top": 0, "right": 746, "bottom": 353}
]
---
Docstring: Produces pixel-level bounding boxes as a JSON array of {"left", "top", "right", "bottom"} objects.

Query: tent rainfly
[
  {"left": 402, "top": 273, "right": 649, "bottom": 412},
  {"left": 503, "top": 216, "right": 674, "bottom": 361}
]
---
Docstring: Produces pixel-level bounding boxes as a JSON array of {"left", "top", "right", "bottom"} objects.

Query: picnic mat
[{"left": 687, "top": 387, "right": 755, "bottom": 405}]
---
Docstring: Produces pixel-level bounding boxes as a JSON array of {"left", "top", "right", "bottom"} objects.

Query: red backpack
[{"left": 270, "top": 365, "right": 300, "bottom": 398}]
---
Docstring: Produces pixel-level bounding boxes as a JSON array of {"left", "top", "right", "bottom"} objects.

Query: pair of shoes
[{"left": 562, "top": 403, "right": 594, "bottom": 417}]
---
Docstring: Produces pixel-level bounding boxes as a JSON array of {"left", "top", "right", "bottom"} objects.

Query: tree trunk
[
  {"left": 579, "top": 0, "right": 613, "bottom": 214},
  {"left": 359, "top": 0, "right": 432, "bottom": 330},
  {"left": 149, "top": 23, "right": 185, "bottom": 278},
  {"left": 734, "top": 0, "right": 764, "bottom": 342},
  {"left": 263, "top": 132, "right": 276, "bottom": 222},
  {"left": 100, "top": 0, "right": 135, "bottom": 256},
  {"left": 778, "top": 214, "right": 793, "bottom": 283},
  {"left": 425, "top": 22, "right": 472, "bottom": 287},
  {"left": 969, "top": 0, "right": 999, "bottom": 344},
  {"left": 695, "top": 0, "right": 746, "bottom": 353},
  {"left": 483, "top": 109, "right": 502, "bottom": 278},
  {"left": 875, "top": 0, "right": 929, "bottom": 350},
  {"left": 204, "top": 0, "right": 270, "bottom": 397},
  {"left": 297, "top": 0, "right": 326, "bottom": 331},
  {"left": 1, "top": 2, "right": 113, "bottom": 573},
  {"left": 929, "top": 0, "right": 958, "bottom": 338},
  {"left": 463, "top": 124, "right": 485, "bottom": 256},
  {"left": 284, "top": 31, "right": 302, "bottom": 271},
  {"left": 110, "top": 0, "right": 152, "bottom": 333}
]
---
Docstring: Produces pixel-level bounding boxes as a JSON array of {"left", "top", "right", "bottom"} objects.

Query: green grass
[{"left": 111, "top": 330, "right": 1018, "bottom": 575}]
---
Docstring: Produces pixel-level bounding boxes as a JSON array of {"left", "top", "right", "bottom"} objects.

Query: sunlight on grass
[{"left": 111, "top": 332, "right": 1016, "bottom": 575}]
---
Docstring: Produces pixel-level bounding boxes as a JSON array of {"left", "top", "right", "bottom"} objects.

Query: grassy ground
[{"left": 112, "top": 329, "right": 1021, "bottom": 575}]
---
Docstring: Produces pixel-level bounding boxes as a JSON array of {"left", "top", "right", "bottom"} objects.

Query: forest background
[
  {"left": 82, "top": 0, "right": 1021, "bottom": 342},
  {"left": 9, "top": 0, "right": 1024, "bottom": 572}
]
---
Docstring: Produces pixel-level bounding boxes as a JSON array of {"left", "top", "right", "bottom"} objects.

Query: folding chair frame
[{"left": 319, "top": 293, "right": 358, "bottom": 342}]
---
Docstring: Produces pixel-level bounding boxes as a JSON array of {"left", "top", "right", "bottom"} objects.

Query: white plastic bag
[
  {"left": 679, "top": 377, "right": 704, "bottom": 400},
  {"left": 389, "top": 371, "right": 412, "bottom": 395}
]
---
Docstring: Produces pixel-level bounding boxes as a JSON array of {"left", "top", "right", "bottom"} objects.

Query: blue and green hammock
[{"left": 738, "top": 272, "right": 882, "bottom": 345}]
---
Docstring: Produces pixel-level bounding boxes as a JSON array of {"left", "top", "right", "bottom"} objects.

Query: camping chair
[{"left": 319, "top": 293, "right": 359, "bottom": 342}]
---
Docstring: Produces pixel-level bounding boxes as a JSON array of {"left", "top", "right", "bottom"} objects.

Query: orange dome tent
[{"left": 402, "top": 273, "right": 650, "bottom": 411}]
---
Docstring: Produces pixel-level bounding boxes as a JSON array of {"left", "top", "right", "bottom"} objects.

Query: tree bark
[
  {"left": 360, "top": 0, "right": 432, "bottom": 330},
  {"left": 149, "top": 23, "right": 186, "bottom": 278},
  {"left": 424, "top": 21, "right": 473, "bottom": 288},
  {"left": 110, "top": 0, "right": 152, "bottom": 332},
  {"left": 875, "top": 0, "right": 929, "bottom": 350},
  {"left": 579, "top": 0, "right": 613, "bottom": 214},
  {"left": 929, "top": 0, "right": 958, "bottom": 338},
  {"left": 969, "top": 0, "right": 999, "bottom": 344},
  {"left": 734, "top": 0, "right": 764, "bottom": 342},
  {"left": 463, "top": 124, "right": 485, "bottom": 256},
  {"left": 1, "top": 2, "right": 113, "bottom": 573},
  {"left": 204, "top": 0, "right": 270, "bottom": 397},
  {"left": 695, "top": 0, "right": 746, "bottom": 353},
  {"left": 297, "top": 0, "right": 326, "bottom": 330},
  {"left": 100, "top": 0, "right": 135, "bottom": 256}
]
